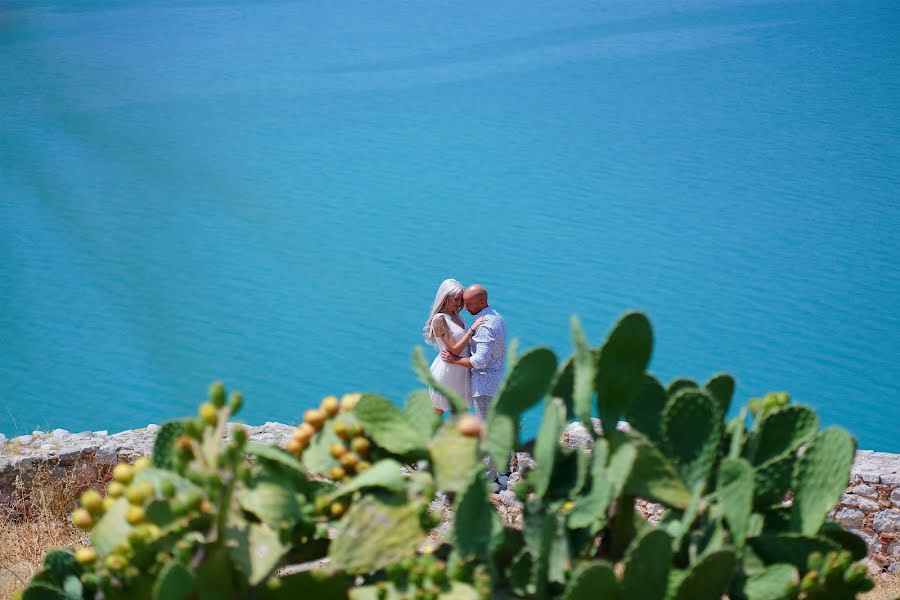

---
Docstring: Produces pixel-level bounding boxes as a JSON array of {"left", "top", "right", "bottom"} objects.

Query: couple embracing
[{"left": 423, "top": 279, "right": 508, "bottom": 488}]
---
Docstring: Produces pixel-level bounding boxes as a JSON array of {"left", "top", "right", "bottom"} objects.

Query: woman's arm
[{"left": 434, "top": 316, "right": 486, "bottom": 355}]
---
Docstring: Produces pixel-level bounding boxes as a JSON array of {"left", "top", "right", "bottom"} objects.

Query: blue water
[{"left": 2, "top": 0, "right": 899, "bottom": 451}]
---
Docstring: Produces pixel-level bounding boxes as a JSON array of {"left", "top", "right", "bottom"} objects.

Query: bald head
[{"left": 463, "top": 284, "right": 489, "bottom": 315}]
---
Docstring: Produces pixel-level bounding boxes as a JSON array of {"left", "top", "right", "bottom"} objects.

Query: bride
[{"left": 423, "top": 279, "right": 487, "bottom": 415}]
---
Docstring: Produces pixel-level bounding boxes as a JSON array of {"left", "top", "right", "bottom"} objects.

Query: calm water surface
[{"left": 2, "top": 0, "right": 899, "bottom": 449}]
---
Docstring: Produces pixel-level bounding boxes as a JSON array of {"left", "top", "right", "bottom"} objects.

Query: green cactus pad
[
  {"left": 493, "top": 346, "right": 558, "bottom": 417},
  {"left": 262, "top": 571, "right": 351, "bottom": 600},
  {"left": 452, "top": 469, "right": 494, "bottom": 560},
  {"left": 667, "top": 378, "right": 699, "bottom": 396},
  {"left": 484, "top": 412, "right": 517, "bottom": 474},
  {"left": 820, "top": 523, "right": 868, "bottom": 561},
  {"left": 623, "top": 434, "right": 692, "bottom": 509},
  {"left": 41, "top": 550, "right": 79, "bottom": 586},
  {"left": 90, "top": 498, "right": 132, "bottom": 558},
  {"left": 229, "top": 522, "right": 287, "bottom": 585},
  {"left": 329, "top": 495, "right": 426, "bottom": 574},
  {"left": 717, "top": 457, "right": 755, "bottom": 547},
  {"left": 568, "top": 438, "right": 613, "bottom": 529},
  {"left": 660, "top": 388, "right": 723, "bottom": 488},
  {"left": 353, "top": 393, "right": 428, "bottom": 456},
  {"left": 753, "top": 452, "right": 795, "bottom": 507},
  {"left": 674, "top": 549, "right": 736, "bottom": 600},
  {"left": 791, "top": 427, "right": 856, "bottom": 536},
  {"left": 153, "top": 561, "right": 195, "bottom": 600},
  {"left": 324, "top": 459, "right": 407, "bottom": 502},
  {"left": 531, "top": 398, "right": 566, "bottom": 497},
  {"left": 624, "top": 375, "right": 667, "bottom": 445},
  {"left": 738, "top": 563, "right": 800, "bottom": 600},
  {"left": 748, "top": 534, "right": 841, "bottom": 571},
  {"left": 745, "top": 405, "right": 819, "bottom": 466},
  {"left": 21, "top": 582, "right": 68, "bottom": 600},
  {"left": 151, "top": 420, "right": 186, "bottom": 470},
  {"left": 245, "top": 441, "right": 307, "bottom": 475},
  {"left": 238, "top": 473, "right": 302, "bottom": 529},
  {"left": 403, "top": 389, "right": 442, "bottom": 437},
  {"left": 562, "top": 561, "right": 622, "bottom": 600},
  {"left": 704, "top": 373, "right": 735, "bottom": 417},
  {"left": 300, "top": 416, "right": 345, "bottom": 474},
  {"left": 621, "top": 529, "right": 673, "bottom": 599},
  {"left": 595, "top": 312, "right": 653, "bottom": 434},
  {"left": 412, "top": 346, "right": 467, "bottom": 414},
  {"left": 428, "top": 420, "right": 480, "bottom": 493},
  {"left": 570, "top": 316, "right": 596, "bottom": 429}
]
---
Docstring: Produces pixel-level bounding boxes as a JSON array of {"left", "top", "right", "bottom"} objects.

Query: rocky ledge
[{"left": 2, "top": 421, "right": 899, "bottom": 573}]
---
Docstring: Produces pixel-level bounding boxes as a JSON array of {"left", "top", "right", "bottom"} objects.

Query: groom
[{"left": 440, "top": 284, "right": 507, "bottom": 484}]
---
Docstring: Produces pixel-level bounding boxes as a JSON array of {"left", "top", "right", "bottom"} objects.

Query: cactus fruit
[
  {"left": 304, "top": 409, "right": 327, "bottom": 430},
  {"left": 229, "top": 391, "right": 244, "bottom": 414},
  {"left": 80, "top": 489, "right": 103, "bottom": 514},
  {"left": 321, "top": 395, "right": 340, "bottom": 417},
  {"left": 351, "top": 436, "right": 372, "bottom": 455},
  {"left": 457, "top": 415, "right": 482, "bottom": 437},
  {"left": 75, "top": 547, "right": 97, "bottom": 565},
  {"left": 113, "top": 463, "right": 135, "bottom": 485},
  {"left": 329, "top": 443, "right": 347, "bottom": 459},
  {"left": 72, "top": 508, "right": 94, "bottom": 530}
]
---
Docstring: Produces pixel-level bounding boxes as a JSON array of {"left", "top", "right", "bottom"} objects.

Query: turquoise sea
[{"left": 1, "top": 0, "right": 899, "bottom": 450}]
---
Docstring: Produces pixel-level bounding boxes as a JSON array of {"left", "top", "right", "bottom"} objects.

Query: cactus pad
[
  {"left": 624, "top": 374, "right": 667, "bottom": 446},
  {"left": 353, "top": 393, "right": 427, "bottom": 456},
  {"left": 562, "top": 561, "right": 622, "bottom": 600},
  {"left": 623, "top": 434, "right": 692, "bottom": 509},
  {"left": 594, "top": 312, "right": 653, "bottom": 434},
  {"left": 748, "top": 534, "right": 841, "bottom": 571},
  {"left": 674, "top": 549, "right": 736, "bottom": 600},
  {"left": 661, "top": 388, "right": 723, "bottom": 488},
  {"left": 570, "top": 316, "right": 596, "bottom": 429},
  {"left": 753, "top": 452, "right": 796, "bottom": 507},
  {"left": 704, "top": 373, "right": 735, "bottom": 416},
  {"left": 493, "top": 347, "right": 558, "bottom": 417},
  {"left": 452, "top": 469, "right": 495, "bottom": 560},
  {"left": 412, "top": 346, "right": 467, "bottom": 414},
  {"left": 745, "top": 405, "right": 818, "bottom": 466},
  {"left": 717, "top": 457, "right": 755, "bottom": 547},
  {"left": 329, "top": 495, "right": 426, "bottom": 574},
  {"left": 621, "top": 529, "right": 672, "bottom": 599},
  {"left": 151, "top": 419, "right": 186, "bottom": 470},
  {"left": 428, "top": 420, "right": 480, "bottom": 493},
  {"left": 403, "top": 389, "right": 442, "bottom": 437},
  {"left": 530, "top": 398, "right": 566, "bottom": 497},
  {"left": 738, "top": 563, "right": 799, "bottom": 600},
  {"left": 792, "top": 427, "right": 856, "bottom": 536},
  {"left": 153, "top": 561, "right": 195, "bottom": 600}
]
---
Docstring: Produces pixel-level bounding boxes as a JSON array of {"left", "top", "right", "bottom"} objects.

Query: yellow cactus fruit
[
  {"left": 340, "top": 392, "right": 362, "bottom": 412},
  {"left": 105, "top": 554, "right": 127, "bottom": 572},
  {"left": 200, "top": 499, "right": 214, "bottom": 514},
  {"left": 125, "top": 505, "right": 146, "bottom": 526},
  {"left": 199, "top": 402, "right": 218, "bottom": 426},
  {"left": 356, "top": 460, "right": 372, "bottom": 474},
  {"left": 340, "top": 452, "right": 360, "bottom": 471},
  {"left": 75, "top": 547, "right": 97, "bottom": 565},
  {"left": 102, "top": 497, "right": 117, "bottom": 512},
  {"left": 126, "top": 482, "right": 154, "bottom": 506},
  {"left": 328, "top": 466, "right": 346, "bottom": 481},
  {"left": 321, "top": 395, "right": 340, "bottom": 417},
  {"left": 562, "top": 500, "right": 575, "bottom": 512},
  {"left": 80, "top": 489, "right": 104, "bottom": 514},
  {"left": 350, "top": 436, "right": 371, "bottom": 456},
  {"left": 286, "top": 438, "right": 305, "bottom": 456},
  {"left": 107, "top": 481, "right": 125, "bottom": 498},
  {"left": 112, "top": 463, "right": 135, "bottom": 485},
  {"left": 458, "top": 415, "right": 482, "bottom": 437},
  {"left": 304, "top": 409, "right": 326, "bottom": 429},
  {"left": 133, "top": 456, "right": 152, "bottom": 472},
  {"left": 329, "top": 443, "right": 347, "bottom": 459},
  {"left": 72, "top": 508, "right": 94, "bottom": 531},
  {"left": 333, "top": 421, "right": 351, "bottom": 440},
  {"left": 330, "top": 501, "right": 346, "bottom": 518}
]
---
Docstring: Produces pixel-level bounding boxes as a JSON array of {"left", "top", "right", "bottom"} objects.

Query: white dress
[{"left": 429, "top": 313, "right": 471, "bottom": 411}]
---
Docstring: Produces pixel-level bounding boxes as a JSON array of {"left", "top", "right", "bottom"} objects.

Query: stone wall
[{"left": 2, "top": 422, "right": 900, "bottom": 573}]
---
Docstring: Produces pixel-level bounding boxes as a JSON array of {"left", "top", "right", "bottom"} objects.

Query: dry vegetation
[
  {"left": 0, "top": 462, "right": 105, "bottom": 600},
  {"left": 0, "top": 462, "right": 898, "bottom": 600}
]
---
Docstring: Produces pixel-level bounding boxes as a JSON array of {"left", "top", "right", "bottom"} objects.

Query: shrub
[{"left": 16, "top": 312, "right": 873, "bottom": 599}]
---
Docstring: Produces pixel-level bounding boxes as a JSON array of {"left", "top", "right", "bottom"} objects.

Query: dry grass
[
  {"left": 863, "top": 573, "right": 900, "bottom": 600},
  {"left": 0, "top": 462, "right": 106, "bottom": 600}
]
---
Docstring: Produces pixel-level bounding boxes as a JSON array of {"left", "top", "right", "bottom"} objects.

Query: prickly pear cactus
[{"left": 16, "top": 312, "right": 875, "bottom": 600}]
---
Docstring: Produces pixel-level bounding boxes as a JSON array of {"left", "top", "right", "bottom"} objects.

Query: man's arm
[{"left": 442, "top": 324, "right": 495, "bottom": 369}]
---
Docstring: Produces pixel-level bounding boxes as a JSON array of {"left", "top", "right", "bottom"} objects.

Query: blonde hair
[{"left": 423, "top": 279, "right": 463, "bottom": 346}]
